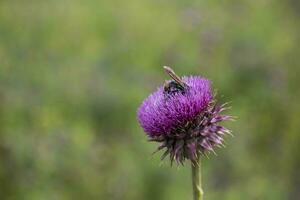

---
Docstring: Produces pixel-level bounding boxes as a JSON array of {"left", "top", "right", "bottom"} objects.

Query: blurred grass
[{"left": 0, "top": 0, "right": 299, "bottom": 199}]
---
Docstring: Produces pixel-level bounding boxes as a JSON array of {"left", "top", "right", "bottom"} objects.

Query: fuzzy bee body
[
  {"left": 164, "top": 80, "right": 185, "bottom": 94},
  {"left": 163, "top": 66, "right": 188, "bottom": 95}
]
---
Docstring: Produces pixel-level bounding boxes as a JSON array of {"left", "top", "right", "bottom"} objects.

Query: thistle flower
[{"left": 138, "top": 67, "right": 233, "bottom": 165}]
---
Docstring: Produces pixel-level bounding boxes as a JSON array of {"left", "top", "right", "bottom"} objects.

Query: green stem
[{"left": 191, "top": 155, "right": 203, "bottom": 200}]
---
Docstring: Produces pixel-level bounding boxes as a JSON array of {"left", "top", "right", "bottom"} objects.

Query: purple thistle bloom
[{"left": 138, "top": 67, "right": 233, "bottom": 165}]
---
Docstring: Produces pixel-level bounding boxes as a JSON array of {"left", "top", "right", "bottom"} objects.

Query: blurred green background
[{"left": 0, "top": 0, "right": 299, "bottom": 199}]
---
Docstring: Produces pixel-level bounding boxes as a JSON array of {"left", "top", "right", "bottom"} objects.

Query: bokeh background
[{"left": 0, "top": 0, "right": 299, "bottom": 199}]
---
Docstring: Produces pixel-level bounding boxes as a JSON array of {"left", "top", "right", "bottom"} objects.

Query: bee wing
[{"left": 163, "top": 66, "right": 186, "bottom": 88}]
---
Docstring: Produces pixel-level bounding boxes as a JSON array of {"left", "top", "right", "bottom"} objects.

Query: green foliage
[{"left": 0, "top": 0, "right": 299, "bottom": 199}]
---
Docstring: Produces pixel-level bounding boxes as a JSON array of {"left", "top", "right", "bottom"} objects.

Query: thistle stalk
[{"left": 191, "top": 154, "right": 203, "bottom": 200}]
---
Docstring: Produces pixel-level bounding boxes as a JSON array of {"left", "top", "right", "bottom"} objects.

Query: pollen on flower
[{"left": 137, "top": 67, "right": 233, "bottom": 165}]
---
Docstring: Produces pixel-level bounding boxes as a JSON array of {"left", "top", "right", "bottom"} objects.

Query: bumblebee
[
  {"left": 164, "top": 80, "right": 185, "bottom": 94},
  {"left": 163, "top": 66, "right": 188, "bottom": 94}
]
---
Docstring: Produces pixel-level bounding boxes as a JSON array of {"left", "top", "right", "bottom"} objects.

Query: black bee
[
  {"left": 163, "top": 66, "right": 188, "bottom": 94},
  {"left": 164, "top": 80, "right": 185, "bottom": 94}
]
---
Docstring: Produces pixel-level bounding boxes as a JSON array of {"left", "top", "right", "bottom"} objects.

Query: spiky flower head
[{"left": 138, "top": 67, "right": 233, "bottom": 165}]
